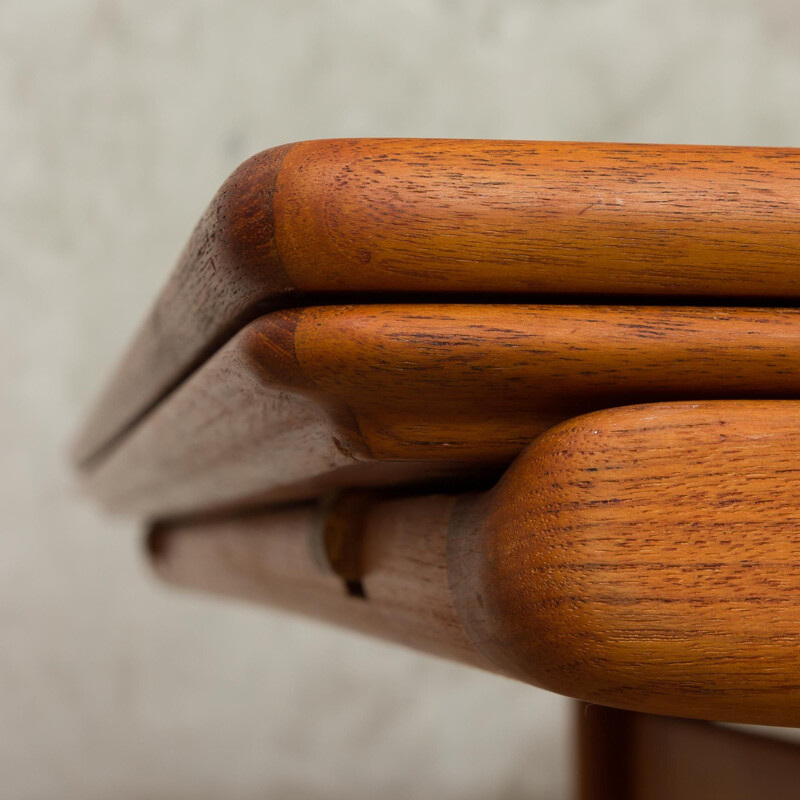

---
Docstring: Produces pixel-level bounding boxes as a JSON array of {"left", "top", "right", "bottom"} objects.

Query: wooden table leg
[{"left": 577, "top": 703, "right": 800, "bottom": 800}]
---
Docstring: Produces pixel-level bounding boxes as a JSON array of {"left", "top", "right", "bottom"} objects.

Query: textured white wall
[{"left": 4, "top": 1, "right": 800, "bottom": 798}]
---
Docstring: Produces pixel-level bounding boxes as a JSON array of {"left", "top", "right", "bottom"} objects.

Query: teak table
[{"left": 76, "top": 139, "right": 800, "bottom": 799}]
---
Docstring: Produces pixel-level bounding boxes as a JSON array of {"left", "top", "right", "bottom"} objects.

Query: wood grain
[
  {"left": 84, "top": 304, "right": 800, "bottom": 518},
  {"left": 451, "top": 400, "right": 800, "bottom": 725},
  {"left": 74, "top": 139, "right": 800, "bottom": 465},
  {"left": 153, "top": 401, "right": 800, "bottom": 726},
  {"left": 73, "top": 144, "right": 293, "bottom": 466}
]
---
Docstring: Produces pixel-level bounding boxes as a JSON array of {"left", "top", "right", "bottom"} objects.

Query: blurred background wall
[{"left": 4, "top": 1, "right": 800, "bottom": 797}]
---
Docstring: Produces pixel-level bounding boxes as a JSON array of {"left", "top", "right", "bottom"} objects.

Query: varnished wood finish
[
  {"left": 153, "top": 401, "right": 800, "bottom": 725},
  {"left": 578, "top": 703, "right": 800, "bottom": 800},
  {"left": 452, "top": 400, "right": 800, "bottom": 725},
  {"left": 84, "top": 305, "right": 800, "bottom": 518},
  {"left": 149, "top": 496, "right": 492, "bottom": 670},
  {"left": 74, "top": 144, "right": 293, "bottom": 467},
  {"left": 74, "top": 139, "right": 800, "bottom": 465}
]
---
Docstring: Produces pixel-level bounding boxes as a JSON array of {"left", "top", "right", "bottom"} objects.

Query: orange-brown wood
[
  {"left": 74, "top": 139, "right": 800, "bottom": 465},
  {"left": 153, "top": 401, "right": 800, "bottom": 726},
  {"left": 85, "top": 304, "right": 800, "bottom": 518},
  {"left": 452, "top": 400, "right": 800, "bottom": 725}
]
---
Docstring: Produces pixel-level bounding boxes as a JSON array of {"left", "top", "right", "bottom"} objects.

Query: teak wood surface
[
  {"left": 153, "top": 401, "right": 800, "bottom": 726},
  {"left": 73, "top": 139, "right": 800, "bottom": 465},
  {"left": 84, "top": 304, "right": 800, "bottom": 518}
]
